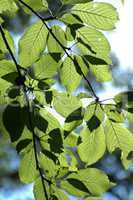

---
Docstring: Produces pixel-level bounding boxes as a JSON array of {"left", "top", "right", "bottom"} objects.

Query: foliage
[{"left": 0, "top": 0, "right": 132, "bottom": 200}]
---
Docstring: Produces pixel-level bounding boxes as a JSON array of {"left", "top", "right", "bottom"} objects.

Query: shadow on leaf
[
  {"left": 3, "top": 102, "right": 25, "bottom": 142},
  {"left": 67, "top": 178, "right": 89, "bottom": 194},
  {"left": 48, "top": 128, "right": 63, "bottom": 154},
  {"left": 87, "top": 115, "right": 101, "bottom": 132}
]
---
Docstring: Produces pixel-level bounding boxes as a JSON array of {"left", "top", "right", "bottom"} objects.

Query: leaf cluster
[{"left": 0, "top": 0, "right": 132, "bottom": 200}]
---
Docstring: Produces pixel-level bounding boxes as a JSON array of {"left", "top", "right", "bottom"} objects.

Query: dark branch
[
  {"left": 0, "top": 24, "right": 49, "bottom": 200},
  {"left": 25, "top": 98, "right": 49, "bottom": 200},
  {"left": 0, "top": 25, "right": 22, "bottom": 78},
  {"left": 17, "top": 0, "right": 99, "bottom": 99},
  {"left": 18, "top": 0, "right": 69, "bottom": 51},
  {"left": 18, "top": 0, "right": 44, "bottom": 21}
]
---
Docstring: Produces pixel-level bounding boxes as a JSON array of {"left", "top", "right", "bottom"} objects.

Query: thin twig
[
  {"left": 18, "top": 0, "right": 70, "bottom": 50},
  {"left": 0, "top": 25, "right": 22, "bottom": 78},
  {"left": 26, "top": 99, "right": 49, "bottom": 200},
  {"left": 18, "top": 0, "right": 99, "bottom": 100},
  {"left": 0, "top": 24, "right": 49, "bottom": 200}
]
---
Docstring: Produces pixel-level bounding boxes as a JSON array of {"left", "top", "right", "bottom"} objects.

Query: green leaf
[
  {"left": 70, "top": 2, "right": 118, "bottom": 30},
  {"left": 0, "top": 29, "right": 15, "bottom": 54},
  {"left": 38, "top": 79, "right": 55, "bottom": 90},
  {"left": 33, "top": 110, "right": 48, "bottom": 133},
  {"left": 20, "top": 0, "right": 47, "bottom": 14},
  {"left": 34, "top": 90, "right": 48, "bottom": 107},
  {"left": 39, "top": 152, "right": 58, "bottom": 178},
  {"left": 64, "top": 131, "right": 78, "bottom": 147},
  {"left": 60, "top": 57, "right": 82, "bottom": 92},
  {"left": 19, "top": 148, "right": 39, "bottom": 183},
  {"left": 74, "top": 55, "right": 89, "bottom": 76},
  {"left": 114, "top": 91, "right": 133, "bottom": 112},
  {"left": 0, "top": 0, "right": 18, "bottom": 15},
  {"left": 61, "top": 13, "right": 83, "bottom": 25},
  {"left": 2, "top": 103, "right": 25, "bottom": 142},
  {"left": 16, "top": 139, "right": 32, "bottom": 155},
  {"left": 1, "top": 71, "right": 18, "bottom": 85},
  {"left": 90, "top": 65, "right": 112, "bottom": 82},
  {"left": 84, "top": 103, "right": 104, "bottom": 123},
  {"left": 33, "top": 178, "right": 49, "bottom": 200},
  {"left": 126, "top": 111, "right": 133, "bottom": 122},
  {"left": 53, "top": 92, "right": 82, "bottom": 117},
  {"left": 47, "top": 26, "right": 67, "bottom": 54},
  {"left": 64, "top": 168, "right": 113, "bottom": 195},
  {"left": 0, "top": 17, "right": 3, "bottom": 24},
  {"left": 76, "top": 28, "right": 112, "bottom": 82},
  {"left": 61, "top": 176, "right": 89, "bottom": 197},
  {"left": 78, "top": 126, "right": 106, "bottom": 165},
  {"left": 84, "top": 55, "right": 108, "bottom": 65},
  {"left": 58, "top": 149, "right": 78, "bottom": 172},
  {"left": 48, "top": 128, "right": 64, "bottom": 153},
  {"left": 76, "top": 26, "right": 111, "bottom": 59},
  {"left": 64, "top": 107, "right": 84, "bottom": 132},
  {"left": 56, "top": 166, "right": 69, "bottom": 179},
  {"left": 29, "top": 53, "right": 59, "bottom": 80},
  {"left": 19, "top": 20, "right": 48, "bottom": 66},
  {"left": 66, "top": 148, "right": 78, "bottom": 169},
  {"left": 0, "top": 60, "right": 16, "bottom": 77},
  {"left": 37, "top": 108, "right": 61, "bottom": 149},
  {"left": 33, "top": 81, "right": 54, "bottom": 107},
  {"left": 62, "top": 0, "right": 92, "bottom": 5},
  {"left": 66, "top": 24, "right": 83, "bottom": 41},
  {"left": 81, "top": 57, "right": 112, "bottom": 82},
  {"left": 77, "top": 92, "right": 92, "bottom": 99},
  {"left": 105, "top": 120, "right": 133, "bottom": 168},
  {"left": 51, "top": 186, "right": 70, "bottom": 200},
  {"left": 104, "top": 105, "right": 124, "bottom": 123},
  {"left": 39, "top": 108, "right": 61, "bottom": 134}
]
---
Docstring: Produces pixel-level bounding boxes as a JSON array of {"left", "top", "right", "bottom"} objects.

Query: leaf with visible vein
[
  {"left": 19, "top": 148, "right": 39, "bottom": 183},
  {"left": 70, "top": 2, "right": 118, "bottom": 30},
  {"left": 105, "top": 119, "right": 133, "bottom": 168},
  {"left": 62, "top": 168, "right": 113, "bottom": 196},
  {"left": 78, "top": 126, "right": 106, "bottom": 165},
  {"left": 19, "top": 20, "right": 48, "bottom": 66},
  {"left": 60, "top": 57, "right": 82, "bottom": 92}
]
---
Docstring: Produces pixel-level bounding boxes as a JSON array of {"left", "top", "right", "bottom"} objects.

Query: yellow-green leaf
[{"left": 19, "top": 20, "right": 48, "bottom": 66}]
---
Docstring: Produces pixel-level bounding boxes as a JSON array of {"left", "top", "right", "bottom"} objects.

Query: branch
[
  {"left": 0, "top": 24, "right": 49, "bottom": 200},
  {"left": 26, "top": 98, "right": 49, "bottom": 200},
  {"left": 18, "top": 0, "right": 99, "bottom": 100},
  {"left": 18, "top": 0, "right": 69, "bottom": 51},
  {"left": 0, "top": 25, "right": 22, "bottom": 78}
]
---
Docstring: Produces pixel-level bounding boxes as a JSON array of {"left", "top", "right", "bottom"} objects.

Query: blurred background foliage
[{"left": 0, "top": 1, "right": 133, "bottom": 200}]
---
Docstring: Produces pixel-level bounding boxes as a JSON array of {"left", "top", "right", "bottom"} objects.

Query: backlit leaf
[
  {"left": 0, "top": 0, "right": 18, "bottom": 15},
  {"left": 29, "top": 53, "right": 59, "bottom": 80},
  {"left": 70, "top": 2, "right": 118, "bottom": 30},
  {"left": 78, "top": 126, "right": 106, "bottom": 165},
  {"left": 63, "top": 168, "right": 113, "bottom": 195},
  {"left": 19, "top": 148, "right": 39, "bottom": 183},
  {"left": 19, "top": 20, "right": 48, "bottom": 66},
  {"left": 105, "top": 120, "right": 133, "bottom": 168},
  {"left": 60, "top": 57, "right": 82, "bottom": 92},
  {"left": 53, "top": 92, "right": 82, "bottom": 117}
]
